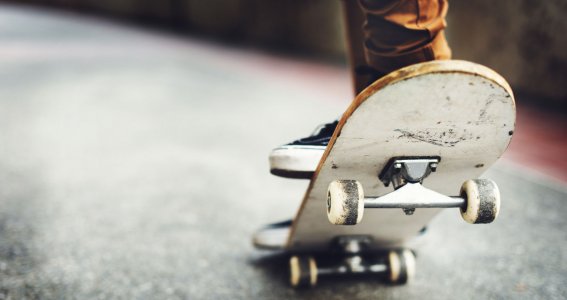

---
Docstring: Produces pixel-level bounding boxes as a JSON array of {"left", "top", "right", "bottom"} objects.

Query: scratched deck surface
[{"left": 288, "top": 61, "right": 516, "bottom": 251}]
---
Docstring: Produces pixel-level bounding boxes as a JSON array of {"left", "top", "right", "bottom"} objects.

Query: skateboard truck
[
  {"left": 289, "top": 236, "right": 415, "bottom": 288},
  {"left": 379, "top": 157, "right": 439, "bottom": 189},
  {"left": 327, "top": 157, "right": 501, "bottom": 225},
  {"left": 379, "top": 157, "right": 440, "bottom": 215}
]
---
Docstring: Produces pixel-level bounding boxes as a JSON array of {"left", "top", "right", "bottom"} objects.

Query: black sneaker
[{"left": 269, "top": 120, "right": 338, "bottom": 179}]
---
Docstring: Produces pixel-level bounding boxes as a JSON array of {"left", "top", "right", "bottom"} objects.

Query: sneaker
[
  {"left": 269, "top": 120, "right": 338, "bottom": 179},
  {"left": 252, "top": 220, "right": 292, "bottom": 250}
]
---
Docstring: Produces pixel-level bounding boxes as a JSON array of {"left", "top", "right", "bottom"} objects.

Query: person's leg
[
  {"left": 359, "top": 0, "right": 451, "bottom": 83},
  {"left": 347, "top": 0, "right": 451, "bottom": 95},
  {"left": 269, "top": 0, "right": 452, "bottom": 178},
  {"left": 342, "top": 0, "right": 373, "bottom": 96}
]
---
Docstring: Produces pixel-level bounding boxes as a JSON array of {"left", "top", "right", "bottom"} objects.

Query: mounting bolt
[
  {"left": 430, "top": 163, "right": 438, "bottom": 171},
  {"left": 394, "top": 163, "right": 402, "bottom": 169},
  {"left": 403, "top": 208, "right": 415, "bottom": 215}
]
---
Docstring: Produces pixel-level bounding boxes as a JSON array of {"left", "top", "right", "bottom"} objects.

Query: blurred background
[
  {"left": 9, "top": 0, "right": 567, "bottom": 106},
  {"left": 0, "top": 1, "right": 565, "bottom": 299}
]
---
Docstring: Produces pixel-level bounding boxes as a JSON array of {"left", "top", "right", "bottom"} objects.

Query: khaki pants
[{"left": 343, "top": 0, "right": 452, "bottom": 94}]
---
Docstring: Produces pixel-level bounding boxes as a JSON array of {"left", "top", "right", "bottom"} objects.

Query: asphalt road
[{"left": 0, "top": 4, "right": 565, "bottom": 300}]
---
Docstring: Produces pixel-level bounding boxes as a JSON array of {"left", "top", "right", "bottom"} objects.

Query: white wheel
[
  {"left": 326, "top": 180, "right": 364, "bottom": 225},
  {"left": 460, "top": 179, "right": 501, "bottom": 224},
  {"left": 289, "top": 255, "right": 317, "bottom": 288},
  {"left": 387, "top": 249, "right": 416, "bottom": 284}
]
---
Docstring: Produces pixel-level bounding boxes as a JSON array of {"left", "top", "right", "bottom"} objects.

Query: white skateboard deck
[{"left": 255, "top": 60, "right": 515, "bottom": 252}]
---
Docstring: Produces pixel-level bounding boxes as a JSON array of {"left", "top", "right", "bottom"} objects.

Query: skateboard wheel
[
  {"left": 460, "top": 179, "right": 501, "bottom": 224},
  {"left": 289, "top": 255, "right": 317, "bottom": 288},
  {"left": 327, "top": 180, "right": 364, "bottom": 225},
  {"left": 387, "top": 250, "right": 416, "bottom": 284}
]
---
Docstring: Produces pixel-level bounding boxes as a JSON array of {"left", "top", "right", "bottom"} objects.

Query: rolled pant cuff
[{"left": 364, "top": 31, "right": 452, "bottom": 75}]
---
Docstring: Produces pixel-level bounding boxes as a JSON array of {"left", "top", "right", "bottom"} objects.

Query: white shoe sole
[{"left": 269, "top": 146, "right": 325, "bottom": 179}]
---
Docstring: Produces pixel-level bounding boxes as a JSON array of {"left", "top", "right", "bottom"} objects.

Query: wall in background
[
  {"left": 10, "top": 0, "right": 567, "bottom": 108},
  {"left": 446, "top": 0, "right": 567, "bottom": 107},
  {"left": 12, "top": 0, "right": 346, "bottom": 59}
]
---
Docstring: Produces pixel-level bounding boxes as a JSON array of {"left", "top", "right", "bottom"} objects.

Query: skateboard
[{"left": 253, "top": 60, "right": 516, "bottom": 287}]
